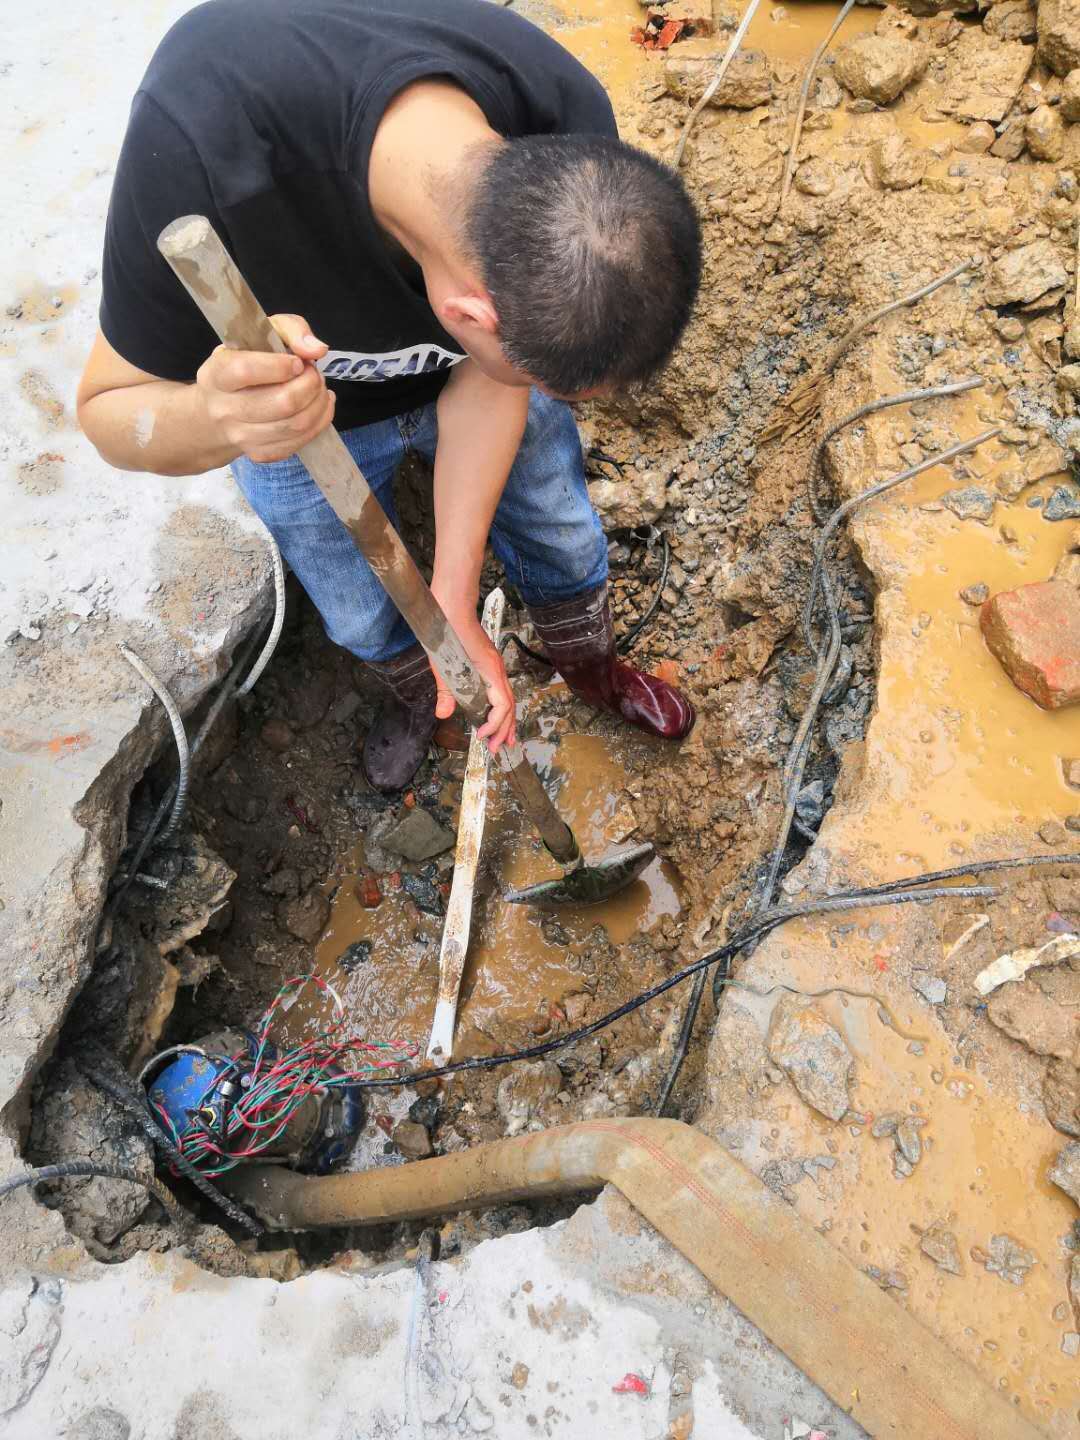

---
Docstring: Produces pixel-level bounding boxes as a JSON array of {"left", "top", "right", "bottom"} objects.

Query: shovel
[{"left": 158, "top": 215, "right": 655, "bottom": 908}]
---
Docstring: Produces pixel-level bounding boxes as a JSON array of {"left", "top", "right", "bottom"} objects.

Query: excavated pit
[{"left": 13, "top": 0, "right": 1080, "bottom": 1425}]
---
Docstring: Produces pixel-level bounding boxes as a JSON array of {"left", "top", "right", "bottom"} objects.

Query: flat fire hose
[{"left": 225, "top": 1118, "right": 1047, "bottom": 1440}]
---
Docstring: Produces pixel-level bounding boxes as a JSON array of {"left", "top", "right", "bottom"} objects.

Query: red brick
[{"left": 980, "top": 580, "right": 1080, "bottom": 709}]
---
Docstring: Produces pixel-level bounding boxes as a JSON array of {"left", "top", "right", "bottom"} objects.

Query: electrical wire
[
  {"left": 0, "top": 1159, "right": 187, "bottom": 1228},
  {"left": 118, "top": 643, "right": 190, "bottom": 847},
  {"left": 236, "top": 530, "right": 286, "bottom": 696},
  {"left": 616, "top": 529, "right": 670, "bottom": 655},
  {"left": 74, "top": 1043, "right": 265, "bottom": 1237}
]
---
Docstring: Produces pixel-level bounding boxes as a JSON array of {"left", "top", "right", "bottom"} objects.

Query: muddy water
[
  {"left": 734, "top": 921, "right": 1080, "bottom": 1428},
  {"left": 278, "top": 731, "right": 681, "bottom": 1055},
  {"left": 842, "top": 372, "right": 1079, "bottom": 874}
]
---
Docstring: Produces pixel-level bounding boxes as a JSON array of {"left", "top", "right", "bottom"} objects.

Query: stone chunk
[
  {"left": 960, "top": 582, "right": 990, "bottom": 605},
  {"left": 663, "top": 49, "right": 773, "bottom": 109},
  {"left": 393, "top": 1120, "right": 433, "bottom": 1159},
  {"left": 1063, "top": 68, "right": 1080, "bottom": 121},
  {"left": 1050, "top": 1141, "right": 1080, "bottom": 1205},
  {"left": 382, "top": 806, "right": 455, "bottom": 862},
  {"left": 912, "top": 972, "right": 947, "bottom": 1004},
  {"left": 983, "top": 0, "right": 1037, "bottom": 41},
  {"left": 1044, "top": 1057, "right": 1080, "bottom": 1137},
  {"left": 867, "top": 133, "right": 926, "bottom": 189},
  {"left": 833, "top": 34, "right": 929, "bottom": 104},
  {"left": 980, "top": 580, "right": 1080, "bottom": 709},
  {"left": 919, "top": 1222, "right": 962, "bottom": 1275},
  {"left": 277, "top": 888, "right": 330, "bottom": 944},
  {"left": 1039, "top": 0, "right": 1080, "bottom": 75},
  {"left": 1045, "top": 485, "right": 1080, "bottom": 521},
  {"left": 767, "top": 995, "right": 854, "bottom": 1121},
  {"left": 984, "top": 241, "right": 1068, "bottom": 307},
  {"left": 1027, "top": 104, "right": 1066, "bottom": 160},
  {"left": 958, "top": 120, "right": 997, "bottom": 152},
  {"left": 985, "top": 1233, "right": 1037, "bottom": 1284},
  {"left": 942, "top": 486, "right": 995, "bottom": 522},
  {"left": 589, "top": 469, "right": 666, "bottom": 528},
  {"left": 933, "top": 30, "right": 1033, "bottom": 122},
  {"left": 1071, "top": 1252, "right": 1080, "bottom": 1323}
]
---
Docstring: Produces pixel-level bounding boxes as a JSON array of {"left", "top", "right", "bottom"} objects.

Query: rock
[
  {"left": 288, "top": 670, "right": 332, "bottom": 728},
  {"left": 867, "top": 133, "right": 926, "bottom": 188},
  {"left": 663, "top": 49, "right": 773, "bottom": 109},
  {"left": 920, "top": 1222, "right": 963, "bottom": 1274},
  {"left": 896, "top": 1118, "right": 925, "bottom": 1165},
  {"left": 1064, "top": 1331, "right": 1080, "bottom": 1357},
  {"left": 1049, "top": 1140, "right": 1080, "bottom": 1205},
  {"left": 408, "top": 1095, "right": 441, "bottom": 1130},
  {"left": 767, "top": 995, "right": 854, "bottom": 1122},
  {"left": 933, "top": 29, "right": 1033, "bottom": 122},
  {"left": 871, "top": 1112, "right": 901, "bottom": 1138},
  {"left": 958, "top": 120, "right": 997, "bottom": 152},
  {"left": 941, "top": 486, "right": 995, "bottom": 522},
  {"left": 354, "top": 871, "right": 382, "bottom": 908},
  {"left": 833, "top": 34, "right": 929, "bottom": 104},
  {"left": 984, "top": 241, "right": 1068, "bottom": 307},
  {"left": 496, "top": 1061, "right": 562, "bottom": 1135},
  {"left": 400, "top": 872, "right": 444, "bottom": 916},
  {"left": 1039, "top": 0, "right": 1080, "bottom": 75},
  {"left": 987, "top": 978, "right": 1080, "bottom": 1057},
  {"left": 815, "top": 74, "right": 843, "bottom": 108},
  {"left": 1045, "top": 1057, "right": 1080, "bottom": 1137},
  {"left": 588, "top": 469, "right": 667, "bottom": 529},
  {"left": 382, "top": 807, "right": 455, "bottom": 862},
  {"left": 912, "top": 972, "right": 947, "bottom": 1004},
  {"left": 985, "top": 1233, "right": 1037, "bottom": 1284},
  {"left": 983, "top": 0, "right": 1037, "bottom": 41},
  {"left": 223, "top": 789, "right": 267, "bottom": 824},
  {"left": 1058, "top": 364, "right": 1080, "bottom": 399},
  {"left": 960, "top": 582, "right": 990, "bottom": 605},
  {"left": 393, "top": 1120, "right": 433, "bottom": 1159},
  {"left": 1056, "top": 551, "right": 1080, "bottom": 585},
  {"left": 1027, "top": 104, "right": 1066, "bottom": 160},
  {"left": 1063, "top": 68, "right": 1080, "bottom": 120},
  {"left": 894, "top": 1153, "right": 915, "bottom": 1178},
  {"left": 1066, "top": 758, "right": 1080, "bottom": 788},
  {"left": 990, "top": 116, "right": 1027, "bottom": 159},
  {"left": 1045, "top": 484, "right": 1080, "bottom": 521},
  {"left": 262, "top": 866, "right": 300, "bottom": 898},
  {"left": 277, "top": 888, "right": 330, "bottom": 943},
  {"left": 260, "top": 719, "right": 295, "bottom": 753},
  {"left": 339, "top": 938, "right": 372, "bottom": 973},
  {"left": 980, "top": 581, "right": 1080, "bottom": 709},
  {"left": 794, "top": 159, "right": 836, "bottom": 195},
  {"left": 1071, "top": 1252, "right": 1080, "bottom": 1323}
]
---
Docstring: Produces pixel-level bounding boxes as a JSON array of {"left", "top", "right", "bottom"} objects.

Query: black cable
[
  {"left": 616, "top": 530, "right": 670, "bottom": 656},
  {"left": 0, "top": 1159, "right": 186, "bottom": 1228},
  {"left": 74, "top": 1043, "right": 264, "bottom": 1237}
]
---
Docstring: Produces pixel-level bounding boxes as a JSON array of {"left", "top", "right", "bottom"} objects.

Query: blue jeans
[{"left": 231, "top": 389, "right": 608, "bottom": 662}]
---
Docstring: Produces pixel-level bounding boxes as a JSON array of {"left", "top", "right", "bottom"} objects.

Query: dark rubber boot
[
  {"left": 361, "top": 644, "right": 438, "bottom": 792},
  {"left": 527, "top": 585, "right": 696, "bottom": 741}
]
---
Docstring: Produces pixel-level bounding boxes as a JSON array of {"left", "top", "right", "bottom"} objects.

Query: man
[{"left": 78, "top": 0, "right": 702, "bottom": 791}]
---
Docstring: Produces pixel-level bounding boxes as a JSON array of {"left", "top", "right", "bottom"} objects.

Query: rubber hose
[{"left": 225, "top": 1118, "right": 1042, "bottom": 1440}]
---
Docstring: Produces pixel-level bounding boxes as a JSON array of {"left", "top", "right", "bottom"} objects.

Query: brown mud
[{"left": 34, "top": 0, "right": 1080, "bottom": 1421}]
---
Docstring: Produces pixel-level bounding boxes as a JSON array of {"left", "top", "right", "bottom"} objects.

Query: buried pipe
[{"left": 226, "top": 1119, "right": 1043, "bottom": 1440}]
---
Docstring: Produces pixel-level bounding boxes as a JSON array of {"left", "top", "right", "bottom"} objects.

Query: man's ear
[{"left": 439, "top": 293, "right": 499, "bottom": 335}]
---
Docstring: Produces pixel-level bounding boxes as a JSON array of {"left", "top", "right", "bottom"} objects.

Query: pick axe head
[{"left": 503, "top": 841, "right": 656, "bottom": 909}]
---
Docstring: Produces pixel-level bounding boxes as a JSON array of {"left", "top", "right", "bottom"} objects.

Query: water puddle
[{"left": 278, "top": 732, "right": 681, "bottom": 1056}]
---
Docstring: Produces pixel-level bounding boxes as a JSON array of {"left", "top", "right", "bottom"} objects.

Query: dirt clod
[{"left": 278, "top": 889, "right": 331, "bottom": 944}]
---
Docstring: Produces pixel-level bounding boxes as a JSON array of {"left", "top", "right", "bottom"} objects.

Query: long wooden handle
[{"left": 158, "top": 214, "right": 578, "bottom": 864}]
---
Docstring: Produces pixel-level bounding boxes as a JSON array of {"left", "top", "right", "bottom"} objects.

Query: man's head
[{"left": 429, "top": 134, "right": 702, "bottom": 396}]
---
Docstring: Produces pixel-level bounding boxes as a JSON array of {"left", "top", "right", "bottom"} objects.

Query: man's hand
[
  {"left": 195, "top": 315, "right": 334, "bottom": 462},
  {"left": 428, "top": 590, "right": 516, "bottom": 753},
  {"left": 77, "top": 316, "right": 336, "bottom": 476}
]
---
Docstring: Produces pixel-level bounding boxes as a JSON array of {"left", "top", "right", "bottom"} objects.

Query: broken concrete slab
[
  {"left": 980, "top": 580, "right": 1080, "bottom": 709},
  {"left": 923, "top": 27, "right": 1034, "bottom": 121}
]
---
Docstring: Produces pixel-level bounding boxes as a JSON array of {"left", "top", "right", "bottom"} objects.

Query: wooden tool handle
[{"left": 157, "top": 215, "right": 578, "bottom": 864}]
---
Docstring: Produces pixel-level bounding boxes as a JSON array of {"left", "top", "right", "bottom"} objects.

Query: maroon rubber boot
[
  {"left": 527, "top": 585, "right": 695, "bottom": 741},
  {"left": 361, "top": 643, "right": 438, "bottom": 792}
]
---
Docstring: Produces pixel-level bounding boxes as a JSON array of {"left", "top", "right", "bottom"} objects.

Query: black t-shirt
[{"left": 101, "top": 0, "right": 617, "bottom": 430}]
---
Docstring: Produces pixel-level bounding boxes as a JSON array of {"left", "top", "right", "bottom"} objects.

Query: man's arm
[
  {"left": 429, "top": 361, "right": 530, "bottom": 751},
  {"left": 77, "top": 319, "right": 334, "bottom": 477}
]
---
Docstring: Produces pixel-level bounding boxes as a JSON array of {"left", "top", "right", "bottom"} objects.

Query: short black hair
[{"left": 466, "top": 134, "right": 701, "bottom": 393}]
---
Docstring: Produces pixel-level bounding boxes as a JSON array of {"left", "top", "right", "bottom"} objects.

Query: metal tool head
[{"left": 503, "top": 841, "right": 656, "bottom": 909}]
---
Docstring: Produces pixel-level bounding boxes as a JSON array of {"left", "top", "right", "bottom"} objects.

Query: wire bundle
[{"left": 147, "top": 974, "right": 417, "bottom": 1177}]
